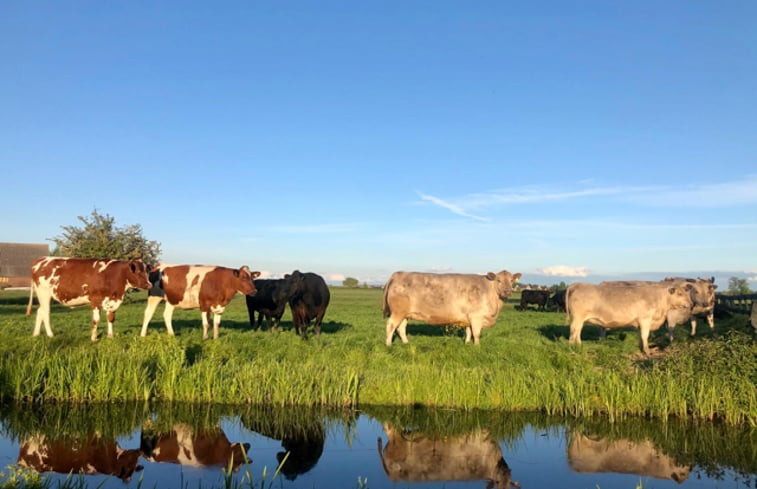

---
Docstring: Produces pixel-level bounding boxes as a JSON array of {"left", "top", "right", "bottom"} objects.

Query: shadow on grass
[
  {"left": 405, "top": 324, "right": 466, "bottom": 339},
  {"left": 537, "top": 324, "right": 626, "bottom": 342}
]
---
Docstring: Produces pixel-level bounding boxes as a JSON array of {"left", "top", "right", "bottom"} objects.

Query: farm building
[{"left": 0, "top": 243, "right": 49, "bottom": 287}]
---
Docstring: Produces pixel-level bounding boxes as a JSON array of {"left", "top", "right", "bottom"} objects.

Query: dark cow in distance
[
  {"left": 382, "top": 270, "right": 521, "bottom": 346},
  {"left": 141, "top": 264, "right": 260, "bottom": 339},
  {"left": 140, "top": 424, "right": 250, "bottom": 472},
  {"left": 245, "top": 274, "right": 305, "bottom": 331},
  {"left": 18, "top": 434, "right": 143, "bottom": 483},
  {"left": 25, "top": 257, "right": 151, "bottom": 341},
  {"left": 287, "top": 271, "right": 330, "bottom": 338},
  {"left": 566, "top": 282, "right": 695, "bottom": 355},
  {"left": 549, "top": 289, "right": 567, "bottom": 313},
  {"left": 519, "top": 289, "right": 550, "bottom": 311}
]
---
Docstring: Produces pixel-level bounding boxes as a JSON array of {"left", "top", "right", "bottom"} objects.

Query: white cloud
[
  {"left": 748, "top": 276, "right": 757, "bottom": 282},
  {"left": 537, "top": 265, "right": 590, "bottom": 277},
  {"left": 416, "top": 192, "right": 490, "bottom": 221},
  {"left": 328, "top": 273, "right": 346, "bottom": 282}
]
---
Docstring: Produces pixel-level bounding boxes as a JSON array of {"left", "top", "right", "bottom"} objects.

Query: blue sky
[{"left": 2, "top": 1, "right": 756, "bottom": 286}]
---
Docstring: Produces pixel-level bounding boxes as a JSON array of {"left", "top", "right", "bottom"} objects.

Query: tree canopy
[
  {"left": 50, "top": 209, "right": 162, "bottom": 265},
  {"left": 727, "top": 276, "right": 751, "bottom": 295},
  {"left": 342, "top": 277, "right": 359, "bottom": 287}
]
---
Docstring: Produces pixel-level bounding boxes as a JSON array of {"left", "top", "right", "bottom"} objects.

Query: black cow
[
  {"left": 245, "top": 275, "right": 304, "bottom": 331},
  {"left": 288, "top": 271, "right": 330, "bottom": 338},
  {"left": 519, "top": 289, "right": 550, "bottom": 311},
  {"left": 550, "top": 289, "right": 567, "bottom": 313}
]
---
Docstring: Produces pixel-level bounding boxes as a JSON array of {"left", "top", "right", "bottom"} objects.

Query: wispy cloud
[
  {"left": 417, "top": 192, "right": 490, "bottom": 221},
  {"left": 536, "top": 265, "right": 590, "bottom": 277},
  {"left": 267, "top": 222, "right": 361, "bottom": 234},
  {"left": 415, "top": 175, "right": 757, "bottom": 219}
]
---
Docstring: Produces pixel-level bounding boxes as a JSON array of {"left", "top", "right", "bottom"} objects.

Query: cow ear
[
  {"left": 668, "top": 287, "right": 676, "bottom": 294},
  {"left": 513, "top": 273, "right": 522, "bottom": 282},
  {"left": 486, "top": 272, "right": 496, "bottom": 280},
  {"left": 130, "top": 262, "right": 137, "bottom": 273},
  {"left": 233, "top": 269, "right": 240, "bottom": 277},
  {"left": 710, "top": 284, "right": 718, "bottom": 291},
  {"left": 685, "top": 283, "right": 694, "bottom": 290},
  {"left": 251, "top": 271, "right": 261, "bottom": 279}
]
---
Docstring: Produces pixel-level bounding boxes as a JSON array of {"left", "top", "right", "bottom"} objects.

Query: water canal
[{"left": 0, "top": 403, "right": 753, "bottom": 489}]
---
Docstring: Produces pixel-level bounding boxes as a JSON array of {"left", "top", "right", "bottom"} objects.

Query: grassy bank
[{"left": 0, "top": 287, "right": 754, "bottom": 424}]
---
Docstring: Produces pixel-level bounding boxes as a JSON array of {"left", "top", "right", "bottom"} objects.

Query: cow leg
[
  {"left": 464, "top": 326, "right": 472, "bottom": 344},
  {"left": 706, "top": 311, "right": 714, "bottom": 330},
  {"left": 141, "top": 296, "right": 164, "bottom": 337},
  {"left": 106, "top": 311, "right": 116, "bottom": 338},
  {"left": 213, "top": 313, "right": 221, "bottom": 339},
  {"left": 33, "top": 287, "right": 53, "bottom": 337},
  {"left": 470, "top": 320, "right": 483, "bottom": 345},
  {"left": 201, "top": 311, "right": 211, "bottom": 340},
  {"left": 91, "top": 307, "right": 101, "bottom": 342},
  {"left": 568, "top": 318, "right": 584, "bottom": 346},
  {"left": 385, "top": 316, "right": 401, "bottom": 346},
  {"left": 313, "top": 310, "right": 326, "bottom": 336},
  {"left": 638, "top": 321, "right": 652, "bottom": 355},
  {"left": 211, "top": 306, "right": 224, "bottom": 339},
  {"left": 690, "top": 318, "right": 697, "bottom": 336},
  {"left": 396, "top": 319, "right": 409, "bottom": 344},
  {"left": 162, "top": 302, "right": 176, "bottom": 336}
]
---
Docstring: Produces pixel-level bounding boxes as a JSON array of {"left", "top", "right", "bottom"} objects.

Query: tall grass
[{"left": 0, "top": 288, "right": 755, "bottom": 424}]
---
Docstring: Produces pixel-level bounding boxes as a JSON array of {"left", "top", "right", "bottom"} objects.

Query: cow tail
[
  {"left": 564, "top": 286, "right": 571, "bottom": 326},
  {"left": 381, "top": 277, "right": 392, "bottom": 318},
  {"left": 25, "top": 280, "right": 34, "bottom": 317}
]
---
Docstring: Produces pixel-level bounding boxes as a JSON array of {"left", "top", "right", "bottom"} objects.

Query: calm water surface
[{"left": 0, "top": 403, "right": 753, "bottom": 489}]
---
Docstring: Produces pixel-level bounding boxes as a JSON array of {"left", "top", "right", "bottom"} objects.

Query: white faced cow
[
  {"left": 382, "top": 270, "right": 521, "bottom": 346},
  {"left": 140, "top": 264, "right": 260, "bottom": 339},
  {"left": 25, "top": 257, "right": 151, "bottom": 341},
  {"left": 566, "top": 282, "right": 695, "bottom": 355}
]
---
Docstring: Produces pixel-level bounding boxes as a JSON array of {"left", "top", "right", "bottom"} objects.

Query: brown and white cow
[
  {"left": 25, "top": 257, "right": 151, "bottom": 341},
  {"left": 140, "top": 424, "right": 250, "bottom": 472},
  {"left": 567, "top": 431, "right": 690, "bottom": 483},
  {"left": 18, "top": 434, "right": 143, "bottom": 483},
  {"left": 566, "top": 282, "right": 695, "bottom": 355},
  {"left": 140, "top": 264, "right": 259, "bottom": 339},
  {"left": 381, "top": 270, "right": 521, "bottom": 346},
  {"left": 377, "top": 424, "right": 512, "bottom": 489}
]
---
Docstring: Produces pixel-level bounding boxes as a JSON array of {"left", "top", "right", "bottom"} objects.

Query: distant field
[{"left": 0, "top": 287, "right": 754, "bottom": 425}]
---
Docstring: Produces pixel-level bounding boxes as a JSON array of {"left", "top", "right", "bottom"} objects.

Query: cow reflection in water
[
  {"left": 140, "top": 424, "right": 250, "bottom": 472},
  {"left": 245, "top": 417, "right": 325, "bottom": 480},
  {"left": 567, "top": 432, "right": 691, "bottom": 484},
  {"left": 377, "top": 423, "right": 512, "bottom": 489},
  {"left": 17, "top": 434, "right": 143, "bottom": 482}
]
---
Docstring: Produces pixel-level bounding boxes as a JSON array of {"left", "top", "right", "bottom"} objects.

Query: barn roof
[{"left": 0, "top": 242, "right": 49, "bottom": 277}]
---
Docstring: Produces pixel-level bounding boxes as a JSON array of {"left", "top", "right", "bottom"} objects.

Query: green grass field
[{"left": 0, "top": 287, "right": 754, "bottom": 425}]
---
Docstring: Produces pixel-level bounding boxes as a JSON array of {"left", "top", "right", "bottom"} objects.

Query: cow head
[
  {"left": 283, "top": 270, "right": 306, "bottom": 296},
  {"left": 487, "top": 271, "right": 522, "bottom": 300},
  {"left": 115, "top": 448, "right": 144, "bottom": 483},
  {"left": 235, "top": 266, "right": 260, "bottom": 296},
  {"left": 229, "top": 442, "right": 252, "bottom": 473},
  {"left": 127, "top": 259, "right": 152, "bottom": 290},
  {"left": 667, "top": 283, "right": 695, "bottom": 310}
]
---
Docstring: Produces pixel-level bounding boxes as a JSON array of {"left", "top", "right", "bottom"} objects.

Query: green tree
[
  {"left": 342, "top": 277, "right": 359, "bottom": 287},
  {"left": 50, "top": 209, "right": 162, "bottom": 265},
  {"left": 727, "top": 276, "right": 751, "bottom": 295}
]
